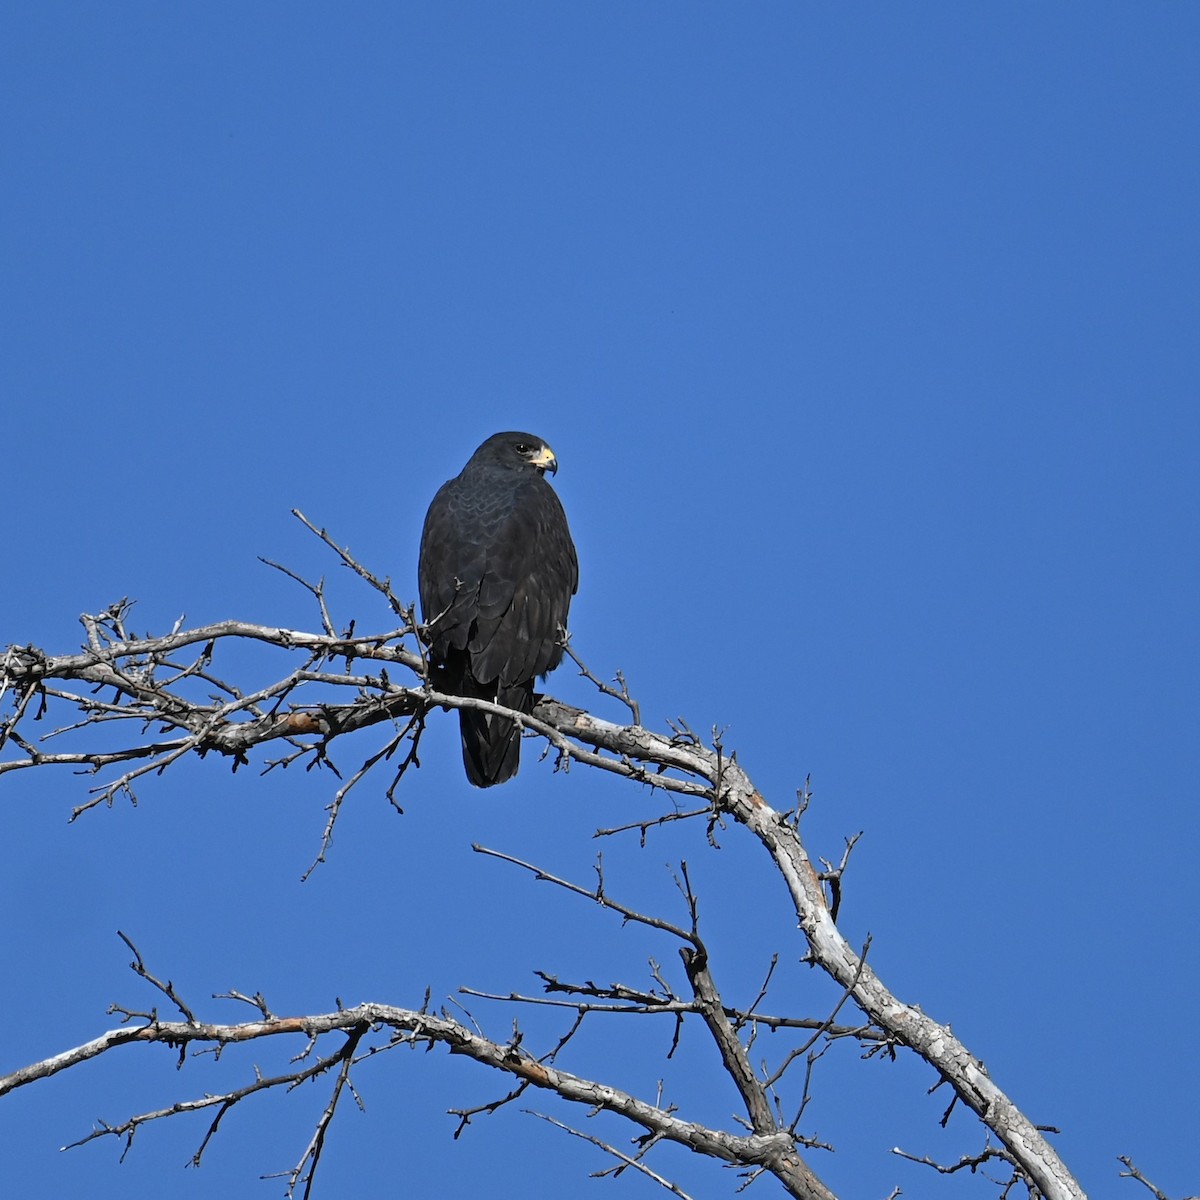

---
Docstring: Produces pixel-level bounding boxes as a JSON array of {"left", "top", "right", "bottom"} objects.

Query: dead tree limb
[{"left": 0, "top": 525, "right": 1088, "bottom": 1200}]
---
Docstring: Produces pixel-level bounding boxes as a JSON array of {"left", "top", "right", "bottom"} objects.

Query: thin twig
[{"left": 527, "top": 1110, "right": 696, "bottom": 1200}]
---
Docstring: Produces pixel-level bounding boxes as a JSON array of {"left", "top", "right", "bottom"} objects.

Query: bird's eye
[{"left": 514, "top": 443, "right": 533, "bottom": 454}]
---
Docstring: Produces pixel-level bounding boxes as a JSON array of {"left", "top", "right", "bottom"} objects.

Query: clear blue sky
[{"left": 3, "top": 5, "right": 1198, "bottom": 1198}]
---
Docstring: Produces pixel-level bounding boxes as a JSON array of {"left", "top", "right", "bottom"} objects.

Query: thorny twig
[
  {"left": 891, "top": 1139, "right": 1022, "bottom": 1185},
  {"left": 115, "top": 930, "right": 197, "bottom": 1024},
  {"left": 456, "top": 983, "right": 887, "bottom": 1042},
  {"left": 472, "top": 845, "right": 700, "bottom": 947},
  {"left": 290, "top": 509, "right": 411, "bottom": 621},
  {"left": 562, "top": 641, "right": 642, "bottom": 726}
]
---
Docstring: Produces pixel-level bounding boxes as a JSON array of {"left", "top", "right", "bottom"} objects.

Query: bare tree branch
[
  {"left": 0, "top": 525, "right": 1092, "bottom": 1200},
  {"left": 528, "top": 1110, "right": 697, "bottom": 1199},
  {"left": 456, "top": 984, "right": 888, "bottom": 1042},
  {"left": 2, "top": 996, "right": 834, "bottom": 1199},
  {"left": 1118, "top": 1157, "right": 1198, "bottom": 1200}
]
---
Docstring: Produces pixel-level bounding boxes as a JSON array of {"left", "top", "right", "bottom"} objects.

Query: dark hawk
[{"left": 418, "top": 432, "right": 578, "bottom": 787}]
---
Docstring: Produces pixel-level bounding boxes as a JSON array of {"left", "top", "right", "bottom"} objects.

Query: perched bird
[{"left": 418, "top": 432, "right": 578, "bottom": 787}]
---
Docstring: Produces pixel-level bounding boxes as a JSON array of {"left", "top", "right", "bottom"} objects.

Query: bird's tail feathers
[{"left": 458, "top": 681, "right": 533, "bottom": 788}]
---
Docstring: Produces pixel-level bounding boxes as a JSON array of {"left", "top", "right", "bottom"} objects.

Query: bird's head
[{"left": 472, "top": 431, "right": 559, "bottom": 476}]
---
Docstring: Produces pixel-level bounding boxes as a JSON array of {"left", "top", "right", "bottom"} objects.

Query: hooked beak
[{"left": 531, "top": 445, "right": 558, "bottom": 476}]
